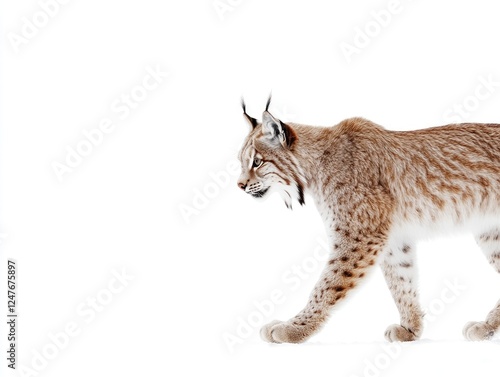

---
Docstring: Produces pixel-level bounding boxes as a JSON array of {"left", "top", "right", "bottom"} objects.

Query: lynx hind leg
[
  {"left": 464, "top": 229, "right": 500, "bottom": 341},
  {"left": 380, "top": 243, "right": 423, "bottom": 342}
]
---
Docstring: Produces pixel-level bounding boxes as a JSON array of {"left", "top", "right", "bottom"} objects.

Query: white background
[{"left": 1, "top": 0, "right": 500, "bottom": 376}]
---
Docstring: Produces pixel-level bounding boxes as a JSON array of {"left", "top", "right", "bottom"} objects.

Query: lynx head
[{"left": 237, "top": 96, "right": 305, "bottom": 209}]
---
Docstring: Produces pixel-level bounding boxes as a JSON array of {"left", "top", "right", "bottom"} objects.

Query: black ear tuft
[
  {"left": 241, "top": 97, "right": 247, "bottom": 113},
  {"left": 265, "top": 93, "right": 272, "bottom": 112},
  {"left": 241, "top": 97, "right": 258, "bottom": 129}
]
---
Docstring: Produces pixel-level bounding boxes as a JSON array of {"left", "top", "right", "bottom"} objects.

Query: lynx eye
[{"left": 253, "top": 157, "right": 262, "bottom": 168}]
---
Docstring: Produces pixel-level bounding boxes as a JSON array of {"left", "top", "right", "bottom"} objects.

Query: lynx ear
[
  {"left": 241, "top": 98, "right": 258, "bottom": 130},
  {"left": 262, "top": 111, "right": 296, "bottom": 149}
]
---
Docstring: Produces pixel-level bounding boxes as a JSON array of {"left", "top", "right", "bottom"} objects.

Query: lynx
[{"left": 237, "top": 96, "right": 500, "bottom": 344}]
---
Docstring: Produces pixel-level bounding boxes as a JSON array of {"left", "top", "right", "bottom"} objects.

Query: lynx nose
[{"left": 238, "top": 181, "right": 248, "bottom": 191}]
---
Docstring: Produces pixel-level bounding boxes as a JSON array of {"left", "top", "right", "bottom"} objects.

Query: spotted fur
[{"left": 237, "top": 99, "right": 500, "bottom": 343}]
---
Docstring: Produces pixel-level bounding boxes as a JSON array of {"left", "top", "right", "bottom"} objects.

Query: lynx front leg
[
  {"left": 380, "top": 243, "right": 423, "bottom": 342},
  {"left": 260, "top": 228, "right": 388, "bottom": 344}
]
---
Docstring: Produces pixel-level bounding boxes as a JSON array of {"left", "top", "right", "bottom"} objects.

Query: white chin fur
[{"left": 271, "top": 183, "right": 296, "bottom": 209}]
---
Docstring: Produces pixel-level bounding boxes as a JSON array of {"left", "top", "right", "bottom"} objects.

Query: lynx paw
[
  {"left": 384, "top": 324, "right": 419, "bottom": 342},
  {"left": 260, "top": 320, "right": 309, "bottom": 344},
  {"left": 463, "top": 321, "right": 495, "bottom": 341},
  {"left": 260, "top": 320, "right": 282, "bottom": 343}
]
